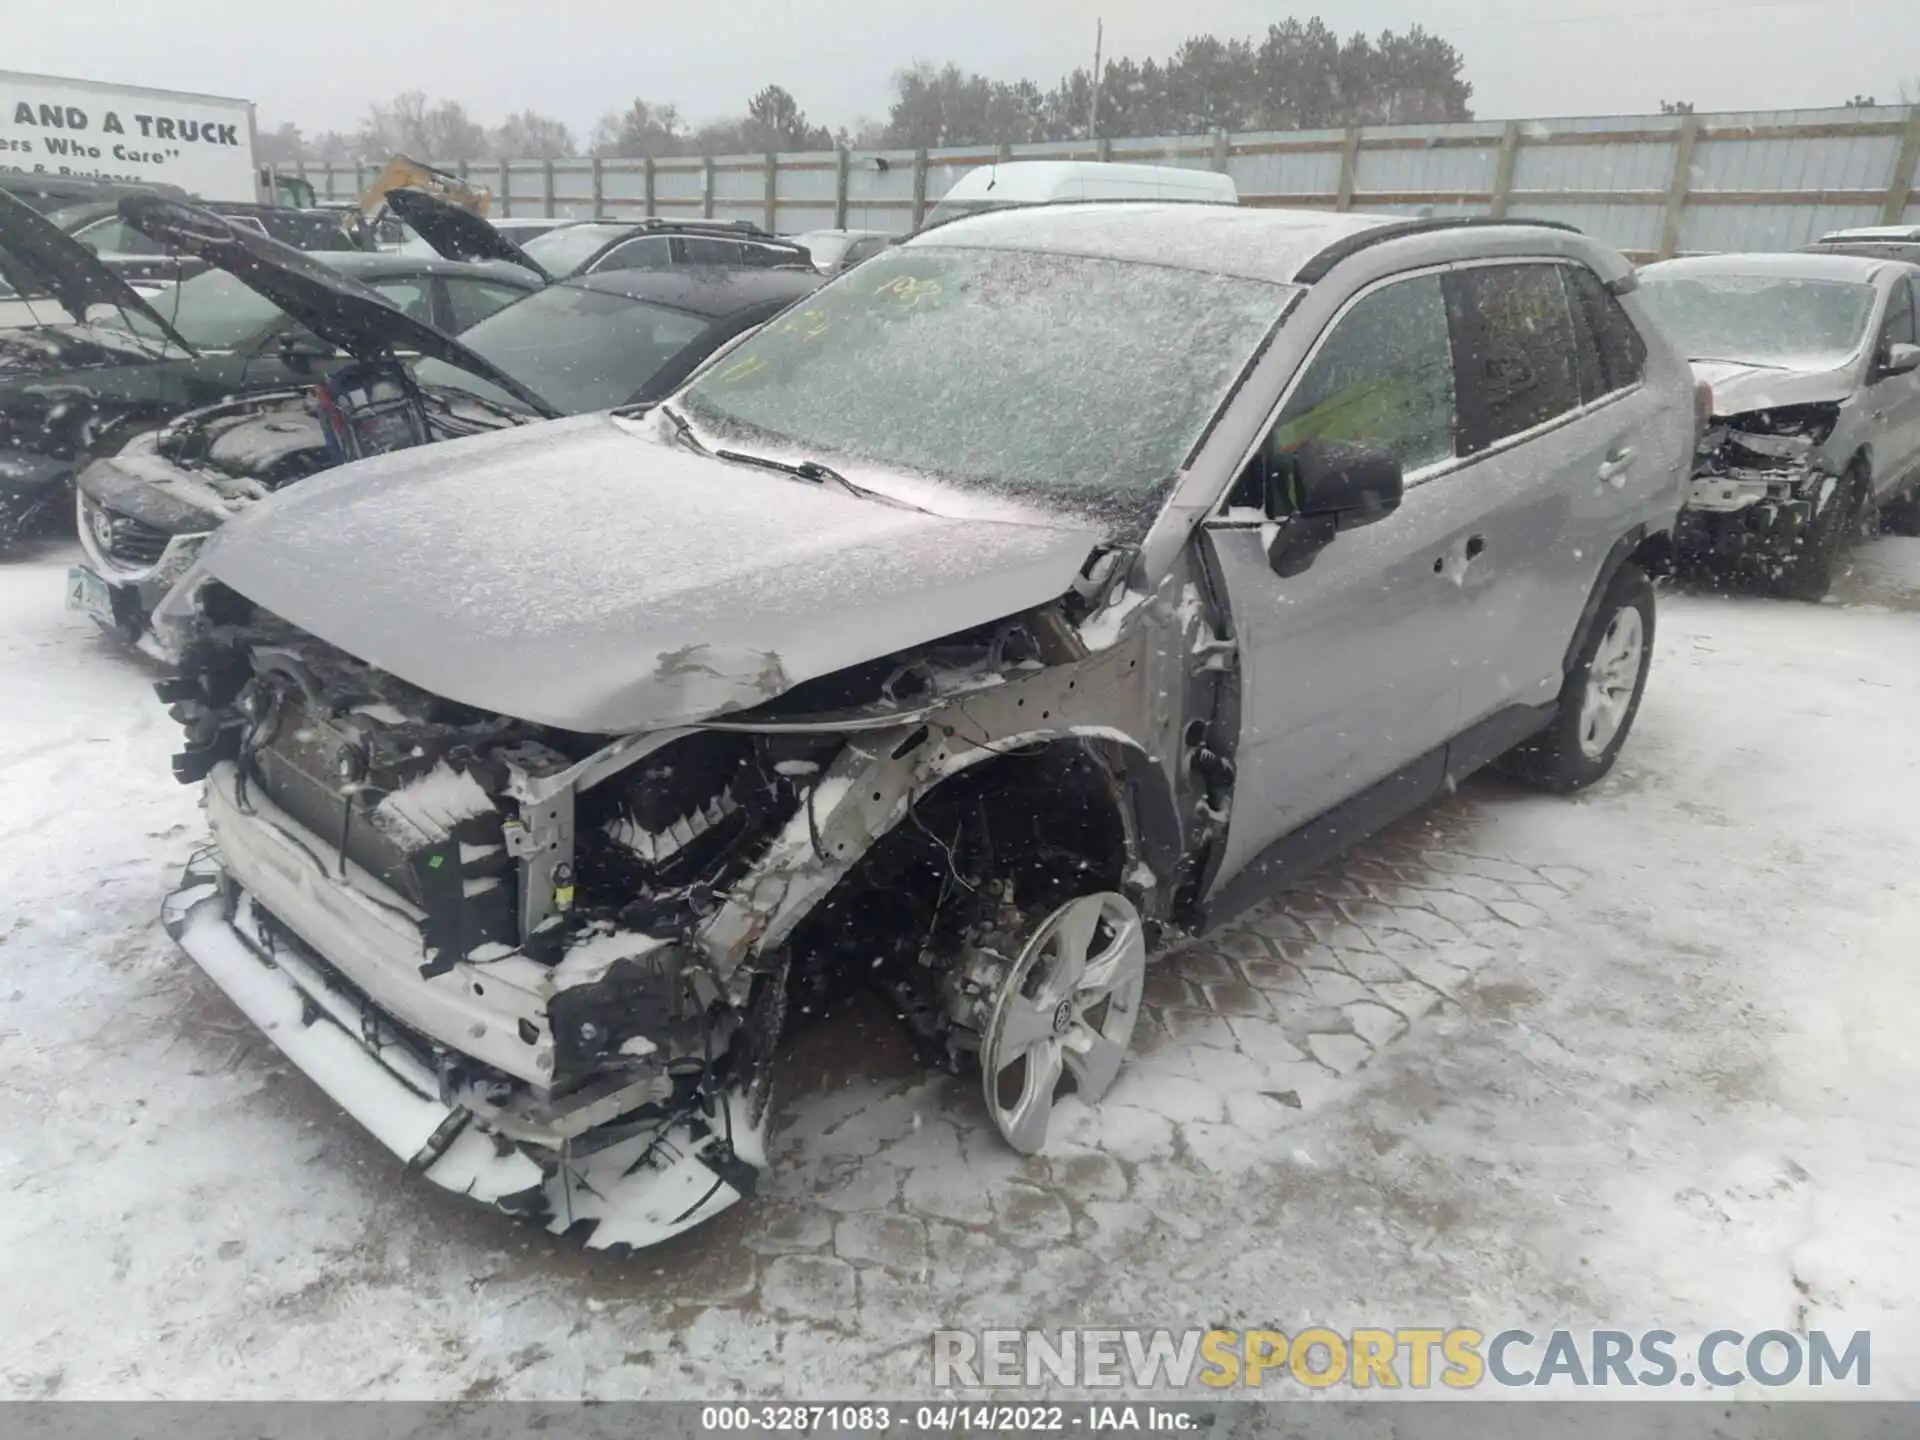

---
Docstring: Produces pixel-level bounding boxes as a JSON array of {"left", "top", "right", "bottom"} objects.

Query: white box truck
[{"left": 0, "top": 70, "right": 268, "bottom": 203}]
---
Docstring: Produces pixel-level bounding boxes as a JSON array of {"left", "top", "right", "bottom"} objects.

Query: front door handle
[
  {"left": 1465, "top": 534, "right": 1487, "bottom": 560},
  {"left": 1597, "top": 446, "right": 1637, "bottom": 487}
]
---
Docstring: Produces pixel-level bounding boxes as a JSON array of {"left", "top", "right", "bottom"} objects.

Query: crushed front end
[
  {"left": 1677, "top": 402, "right": 1842, "bottom": 576},
  {"left": 157, "top": 599, "right": 797, "bottom": 1248},
  {"left": 151, "top": 531, "right": 1229, "bottom": 1247}
]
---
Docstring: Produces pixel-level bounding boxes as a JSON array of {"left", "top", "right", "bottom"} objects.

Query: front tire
[
  {"left": 1770, "top": 464, "right": 1864, "bottom": 601},
  {"left": 1500, "top": 562, "right": 1655, "bottom": 794}
]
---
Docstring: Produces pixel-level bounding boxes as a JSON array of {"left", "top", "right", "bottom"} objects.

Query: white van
[{"left": 921, "top": 161, "right": 1238, "bottom": 231}]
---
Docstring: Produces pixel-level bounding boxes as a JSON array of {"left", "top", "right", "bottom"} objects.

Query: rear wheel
[{"left": 1500, "top": 562, "right": 1655, "bottom": 794}]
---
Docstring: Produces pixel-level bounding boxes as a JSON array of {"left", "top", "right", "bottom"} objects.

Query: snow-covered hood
[
  {"left": 1692, "top": 357, "right": 1858, "bottom": 417},
  {"left": 190, "top": 413, "right": 1101, "bottom": 732}
]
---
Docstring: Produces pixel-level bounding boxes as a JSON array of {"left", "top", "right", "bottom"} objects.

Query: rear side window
[
  {"left": 1448, "top": 263, "right": 1584, "bottom": 453},
  {"left": 1563, "top": 264, "right": 1647, "bottom": 400},
  {"left": 734, "top": 241, "right": 801, "bottom": 268},
  {"left": 678, "top": 236, "right": 746, "bottom": 265}
]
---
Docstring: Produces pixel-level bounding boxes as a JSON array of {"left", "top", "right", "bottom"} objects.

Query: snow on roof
[
  {"left": 903, "top": 202, "right": 1397, "bottom": 286},
  {"left": 1643, "top": 251, "right": 1906, "bottom": 283}
]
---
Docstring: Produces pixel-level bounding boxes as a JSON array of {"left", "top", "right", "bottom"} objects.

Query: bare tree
[
  {"left": 589, "top": 99, "right": 686, "bottom": 158},
  {"left": 492, "top": 110, "right": 575, "bottom": 159},
  {"left": 357, "top": 91, "right": 489, "bottom": 162},
  {"left": 256, "top": 122, "right": 307, "bottom": 166}
]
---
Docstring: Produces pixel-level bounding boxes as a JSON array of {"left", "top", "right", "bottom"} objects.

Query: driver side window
[
  {"left": 1879, "top": 281, "right": 1916, "bottom": 355},
  {"left": 1236, "top": 274, "right": 1457, "bottom": 514}
]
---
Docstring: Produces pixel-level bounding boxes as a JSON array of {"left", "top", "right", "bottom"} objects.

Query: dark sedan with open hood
[
  {"left": 0, "top": 189, "right": 541, "bottom": 556},
  {"left": 70, "top": 193, "right": 823, "bottom": 643}
]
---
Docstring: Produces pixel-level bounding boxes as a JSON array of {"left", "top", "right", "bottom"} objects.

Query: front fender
[{"left": 692, "top": 635, "right": 1172, "bottom": 998}]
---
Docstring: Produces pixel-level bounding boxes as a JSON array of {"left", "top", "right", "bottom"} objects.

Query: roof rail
[
  {"left": 1293, "top": 216, "right": 1585, "bottom": 285},
  {"left": 630, "top": 217, "right": 774, "bottom": 237}
]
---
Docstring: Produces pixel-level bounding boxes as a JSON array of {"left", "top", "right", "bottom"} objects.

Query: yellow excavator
[{"left": 343, "top": 156, "right": 492, "bottom": 248}]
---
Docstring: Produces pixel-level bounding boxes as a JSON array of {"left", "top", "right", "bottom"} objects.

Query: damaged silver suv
[{"left": 152, "top": 205, "right": 1693, "bottom": 1249}]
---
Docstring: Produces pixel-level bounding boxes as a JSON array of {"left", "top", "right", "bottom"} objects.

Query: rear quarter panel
[{"left": 1613, "top": 286, "right": 1695, "bottom": 536}]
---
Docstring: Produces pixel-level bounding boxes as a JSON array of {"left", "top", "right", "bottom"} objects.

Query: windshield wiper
[
  {"left": 654, "top": 400, "right": 713, "bottom": 457},
  {"left": 711, "top": 446, "right": 930, "bottom": 512}
]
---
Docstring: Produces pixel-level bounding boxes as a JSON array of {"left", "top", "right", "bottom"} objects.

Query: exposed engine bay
[
  {"left": 155, "top": 557, "right": 1237, "bottom": 1248},
  {"left": 73, "top": 387, "right": 527, "bottom": 638},
  {"left": 1680, "top": 401, "right": 1841, "bottom": 565}
]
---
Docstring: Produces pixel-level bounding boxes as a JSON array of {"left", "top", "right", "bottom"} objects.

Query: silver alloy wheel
[
  {"left": 1577, "top": 605, "right": 1645, "bottom": 759},
  {"left": 981, "top": 891, "right": 1147, "bottom": 1155}
]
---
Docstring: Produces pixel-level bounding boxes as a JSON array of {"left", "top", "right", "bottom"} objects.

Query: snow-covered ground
[{"left": 2, "top": 532, "right": 1917, "bottom": 1400}]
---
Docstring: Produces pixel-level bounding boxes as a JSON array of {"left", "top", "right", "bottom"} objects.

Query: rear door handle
[
  {"left": 1597, "top": 446, "right": 1637, "bottom": 487},
  {"left": 1465, "top": 534, "right": 1487, "bottom": 560}
]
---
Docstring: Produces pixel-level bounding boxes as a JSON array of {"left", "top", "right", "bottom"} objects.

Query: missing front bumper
[
  {"left": 1677, "top": 491, "right": 1815, "bottom": 565},
  {"left": 162, "top": 846, "right": 768, "bottom": 1250}
]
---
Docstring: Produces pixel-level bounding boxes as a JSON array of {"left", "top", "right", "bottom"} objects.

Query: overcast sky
[{"left": 6, "top": 0, "right": 1914, "bottom": 140}]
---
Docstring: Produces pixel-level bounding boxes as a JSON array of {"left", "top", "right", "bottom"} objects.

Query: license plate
[{"left": 66, "top": 565, "right": 115, "bottom": 624}]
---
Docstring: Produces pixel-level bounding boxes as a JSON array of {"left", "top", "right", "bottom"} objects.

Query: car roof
[
  {"left": 314, "top": 251, "right": 541, "bottom": 286},
  {"left": 1802, "top": 240, "right": 1920, "bottom": 263},
  {"left": 1818, "top": 224, "right": 1920, "bottom": 242},
  {"left": 566, "top": 265, "right": 821, "bottom": 316},
  {"left": 560, "top": 217, "right": 776, "bottom": 236},
  {"left": 1641, "top": 251, "right": 1905, "bottom": 284},
  {"left": 793, "top": 227, "right": 895, "bottom": 241},
  {"left": 902, "top": 202, "right": 1598, "bottom": 287}
]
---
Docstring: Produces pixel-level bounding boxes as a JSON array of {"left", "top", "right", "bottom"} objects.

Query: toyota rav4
[{"left": 150, "top": 206, "right": 1692, "bottom": 1249}]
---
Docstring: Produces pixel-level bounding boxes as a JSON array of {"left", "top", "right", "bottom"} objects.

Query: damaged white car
[
  {"left": 152, "top": 205, "right": 1692, "bottom": 1249},
  {"left": 1637, "top": 251, "right": 1920, "bottom": 598}
]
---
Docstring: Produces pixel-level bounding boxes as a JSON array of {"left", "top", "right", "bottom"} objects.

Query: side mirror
[
  {"left": 1266, "top": 440, "right": 1405, "bottom": 578},
  {"left": 1878, "top": 341, "right": 1920, "bottom": 378}
]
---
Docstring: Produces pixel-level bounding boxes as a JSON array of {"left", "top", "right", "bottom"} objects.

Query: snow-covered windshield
[
  {"left": 678, "top": 245, "right": 1291, "bottom": 532},
  {"left": 521, "top": 223, "right": 634, "bottom": 276},
  {"left": 412, "top": 282, "right": 709, "bottom": 414},
  {"left": 112, "top": 268, "right": 288, "bottom": 350},
  {"left": 1637, "top": 272, "right": 1877, "bottom": 368}
]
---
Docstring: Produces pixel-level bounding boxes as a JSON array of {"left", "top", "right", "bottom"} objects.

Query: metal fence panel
[
  {"left": 1231, "top": 146, "right": 1344, "bottom": 201},
  {"left": 279, "top": 103, "right": 1918, "bottom": 257},
  {"left": 1513, "top": 137, "right": 1673, "bottom": 195}
]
